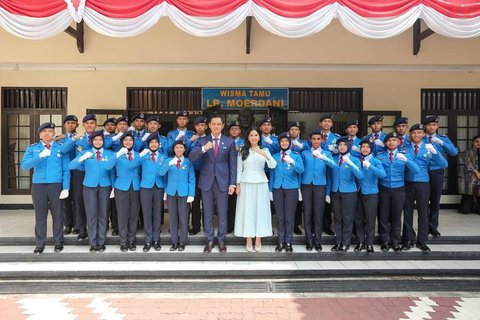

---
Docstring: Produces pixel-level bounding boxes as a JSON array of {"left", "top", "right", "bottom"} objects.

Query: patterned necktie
[
  {"left": 323, "top": 134, "right": 327, "bottom": 143},
  {"left": 281, "top": 151, "right": 286, "bottom": 163},
  {"left": 96, "top": 150, "right": 101, "bottom": 161},
  {"left": 213, "top": 138, "right": 219, "bottom": 157},
  {"left": 429, "top": 136, "right": 432, "bottom": 143},
  {"left": 127, "top": 151, "right": 132, "bottom": 161},
  {"left": 389, "top": 152, "right": 393, "bottom": 163},
  {"left": 176, "top": 158, "right": 181, "bottom": 169},
  {"left": 414, "top": 145, "right": 419, "bottom": 156},
  {"left": 374, "top": 133, "right": 379, "bottom": 140},
  {"left": 339, "top": 156, "right": 344, "bottom": 166},
  {"left": 45, "top": 144, "right": 51, "bottom": 150},
  {"left": 151, "top": 152, "right": 156, "bottom": 163}
]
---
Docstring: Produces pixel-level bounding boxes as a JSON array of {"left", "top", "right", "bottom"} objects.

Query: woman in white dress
[{"left": 235, "top": 127, "right": 277, "bottom": 252}]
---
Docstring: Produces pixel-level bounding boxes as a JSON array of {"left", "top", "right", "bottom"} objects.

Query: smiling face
[
  {"left": 289, "top": 127, "right": 300, "bottom": 139},
  {"left": 148, "top": 139, "right": 159, "bottom": 152},
  {"left": 310, "top": 134, "right": 322, "bottom": 149},
  {"left": 410, "top": 129, "right": 425, "bottom": 144},
  {"left": 147, "top": 121, "right": 160, "bottom": 133},
  {"left": 40, "top": 128, "right": 55, "bottom": 144},
  {"left": 122, "top": 136, "right": 134, "bottom": 149},
  {"left": 248, "top": 129, "right": 260, "bottom": 147},
  {"left": 92, "top": 136, "right": 104, "bottom": 149},
  {"left": 320, "top": 119, "right": 333, "bottom": 131},
  {"left": 360, "top": 143, "right": 371, "bottom": 156},
  {"left": 104, "top": 122, "right": 116, "bottom": 133},
  {"left": 174, "top": 144, "right": 185, "bottom": 157},
  {"left": 209, "top": 117, "right": 224, "bottom": 136},
  {"left": 83, "top": 120, "right": 97, "bottom": 134},
  {"left": 229, "top": 126, "right": 241, "bottom": 139},
  {"left": 385, "top": 137, "right": 399, "bottom": 150},
  {"left": 338, "top": 141, "right": 348, "bottom": 154},
  {"left": 279, "top": 138, "right": 290, "bottom": 150}
]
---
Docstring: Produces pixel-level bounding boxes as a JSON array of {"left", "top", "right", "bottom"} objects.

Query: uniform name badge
[{"left": 77, "top": 146, "right": 82, "bottom": 152}]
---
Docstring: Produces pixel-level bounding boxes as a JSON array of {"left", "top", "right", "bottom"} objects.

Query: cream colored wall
[{"left": 1, "top": 19, "right": 479, "bottom": 202}]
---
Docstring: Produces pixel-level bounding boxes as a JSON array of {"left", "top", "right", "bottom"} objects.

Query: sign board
[{"left": 202, "top": 88, "right": 288, "bottom": 110}]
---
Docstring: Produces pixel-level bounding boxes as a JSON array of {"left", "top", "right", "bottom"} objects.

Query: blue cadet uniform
[
  {"left": 330, "top": 136, "right": 364, "bottom": 252},
  {"left": 354, "top": 137, "right": 386, "bottom": 252},
  {"left": 288, "top": 121, "right": 309, "bottom": 153},
  {"left": 363, "top": 115, "right": 387, "bottom": 155},
  {"left": 393, "top": 117, "right": 410, "bottom": 151},
  {"left": 20, "top": 122, "right": 70, "bottom": 254},
  {"left": 301, "top": 128, "right": 338, "bottom": 250},
  {"left": 113, "top": 130, "right": 142, "bottom": 251},
  {"left": 159, "top": 140, "right": 196, "bottom": 249},
  {"left": 376, "top": 132, "right": 420, "bottom": 252},
  {"left": 109, "top": 116, "right": 129, "bottom": 153},
  {"left": 344, "top": 120, "right": 362, "bottom": 158},
  {"left": 166, "top": 111, "right": 195, "bottom": 155},
  {"left": 422, "top": 116, "right": 458, "bottom": 236},
  {"left": 270, "top": 133, "right": 304, "bottom": 252},
  {"left": 139, "top": 115, "right": 169, "bottom": 156},
  {"left": 58, "top": 114, "right": 78, "bottom": 234},
  {"left": 129, "top": 113, "right": 147, "bottom": 152},
  {"left": 402, "top": 124, "right": 449, "bottom": 252},
  {"left": 138, "top": 132, "right": 168, "bottom": 251},
  {"left": 259, "top": 117, "right": 280, "bottom": 155},
  {"left": 69, "top": 131, "right": 116, "bottom": 252}
]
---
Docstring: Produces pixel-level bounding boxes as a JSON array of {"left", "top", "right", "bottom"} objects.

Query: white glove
[
  {"left": 139, "top": 149, "right": 150, "bottom": 157},
  {"left": 112, "top": 132, "right": 123, "bottom": 142},
  {"left": 312, "top": 150, "right": 321, "bottom": 158},
  {"left": 141, "top": 132, "right": 151, "bottom": 142},
  {"left": 263, "top": 136, "right": 273, "bottom": 144},
  {"left": 431, "top": 136, "right": 444, "bottom": 146},
  {"left": 163, "top": 193, "right": 167, "bottom": 201},
  {"left": 116, "top": 147, "right": 128, "bottom": 158},
  {"left": 59, "top": 189, "right": 69, "bottom": 199},
  {"left": 175, "top": 131, "right": 185, "bottom": 141},
  {"left": 396, "top": 153, "right": 407, "bottom": 162},
  {"left": 362, "top": 159, "right": 371, "bottom": 169},
  {"left": 110, "top": 188, "right": 115, "bottom": 199},
  {"left": 128, "top": 126, "right": 135, "bottom": 132},
  {"left": 186, "top": 196, "right": 194, "bottom": 203},
  {"left": 79, "top": 151, "right": 93, "bottom": 162},
  {"left": 269, "top": 192, "right": 273, "bottom": 201},
  {"left": 298, "top": 189, "right": 303, "bottom": 202},
  {"left": 103, "top": 130, "right": 109, "bottom": 136},
  {"left": 284, "top": 154, "right": 295, "bottom": 164},
  {"left": 169, "top": 158, "right": 178, "bottom": 166},
  {"left": 292, "top": 140, "right": 303, "bottom": 149},
  {"left": 351, "top": 145, "right": 360, "bottom": 153},
  {"left": 327, "top": 145, "right": 335, "bottom": 152},
  {"left": 39, "top": 148, "right": 51, "bottom": 158},
  {"left": 425, "top": 143, "right": 438, "bottom": 154},
  {"left": 325, "top": 195, "right": 331, "bottom": 204},
  {"left": 344, "top": 155, "right": 353, "bottom": 166},
  {"left": 374, "top": 139, "right": 385, "bottom": 147}
]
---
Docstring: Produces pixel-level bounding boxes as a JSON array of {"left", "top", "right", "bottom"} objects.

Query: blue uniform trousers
[
  {"left": 167, "top": 195, "right": 190, "bottom": 244},
  {"left": 301, "top": 184, "right": 326, "bottom": 245},
  {"left": 331, "top": 191, "right": 357, "bottom": 246},
  {"left": 115, "top": 186, "right": 140, "bottom": 246},
  {"left": 71, "top": 169, "right": 86, "bottom": 232},
  {"left": 355, "top": 193, "right": 378, "bottom": 245},
  {"left": 379, "top": 185, "right": 405, "bottom": 245},
  {"left": 140, "top": 186, "right": 164, "bottom": 244},
  {"left": 403, "top": 182, "right": 430, "bottom": 243},
  {"left": 273, "top": 188, "right": 298, "bottom": 245},
  {"left": 83, "top": 186, "right": 110, "bottom": 247},
  {"left": 31, "top": 183, "right": 64, "bottom": 246}
]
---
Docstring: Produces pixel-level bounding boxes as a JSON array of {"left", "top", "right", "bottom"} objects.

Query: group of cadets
[{"left": 21, "top": 110, "right": 457, "bottom": 255}]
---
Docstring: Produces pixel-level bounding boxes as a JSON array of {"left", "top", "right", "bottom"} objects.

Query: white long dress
[{"left": 234, "top": 148, "right": 277, "bottom": 237}]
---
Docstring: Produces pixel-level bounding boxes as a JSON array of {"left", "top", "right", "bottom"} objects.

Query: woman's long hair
[{"left": 241, "top": 127, "right": 263, "bottom": 161}]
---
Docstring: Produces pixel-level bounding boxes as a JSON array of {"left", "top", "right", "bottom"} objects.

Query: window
[
  {"left": 1, "top": 88, "right": 66, "bottom": 195},
  {"left": 85, "top": 109, "right": 125, "bottom": 129},
  {"left": 362, "top": 111, "right": 402, "bottom": 137}
]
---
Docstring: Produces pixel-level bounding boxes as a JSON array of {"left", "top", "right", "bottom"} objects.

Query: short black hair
[{"left": 209, "top": 114, "right": 224, "bottom": 124}]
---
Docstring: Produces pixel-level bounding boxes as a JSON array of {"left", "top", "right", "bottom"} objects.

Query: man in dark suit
[{"left": 189, "top": 114, "right": 237, "bottom": 253}]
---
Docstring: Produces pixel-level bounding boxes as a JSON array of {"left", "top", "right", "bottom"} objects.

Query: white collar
[
  {"left": 211, "top": 134, "right": 222, "bottom": 140},
  {"left": 92, "top": 147, "right": 104, "bottom": 153}
]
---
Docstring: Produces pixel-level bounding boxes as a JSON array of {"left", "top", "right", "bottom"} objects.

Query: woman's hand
[
  {"left": 254, "top": 148, "right": 268, "bottom": 160},
  {"left": 236, "top": 184, "right": 241, "bottom": 195}
]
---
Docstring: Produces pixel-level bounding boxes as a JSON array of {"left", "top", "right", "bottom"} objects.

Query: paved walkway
[{"left": 1, "top": 294, "right": 480, "bottom": 320}]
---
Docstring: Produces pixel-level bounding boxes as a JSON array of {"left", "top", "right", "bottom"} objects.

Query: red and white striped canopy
[{"left": 1, "top": 0, "right": 479, "bottom": 39}]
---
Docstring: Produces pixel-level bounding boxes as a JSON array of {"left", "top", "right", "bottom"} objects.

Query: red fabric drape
[{"left": 0, "top": 0, "right": 67, "bottom": 18}]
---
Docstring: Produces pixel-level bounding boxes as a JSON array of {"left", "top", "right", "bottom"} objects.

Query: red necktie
[
  {"left": 137, "top": 132, "right": 141, "bottom": 139},
  {"left": 176, "top": 158, "right": 181, "bottom": 169},
  {"left": 399, "top": 138, "right": 403, "bottom": 146},
  {"left": 291, "top": 143, "right": 295, "bottom": 151},
  {"left": 45, "top": 144, "right": 51, "bottom": 150},
  {"left": 127, "top": 151, "right": 132, "bottom": 161},
  {"left": 429, "top": 136, "right": 432, "bottom": 143},
  {"left": 389, "top": 152, "right": 393, "bottom": 163},
  {"left": 374, "top": 133, "right": 379, "bottom": 140},
  {"left": 151, "top": 152, "right": 156, "bottom": 163},
  {"left": 339, "top": 156, "right": 343, "bottom": 166},
  {"left": 361, "top": 157, "right": 365, "bottom": 165},
  {"left": 96, "top": 150, "right": 101, "bottom": 161},
  {"left": 213, "top": 138, "right": 219, "bottom": 157},
  {"left": 414, "top": 145, "right": 419, "bottom": 156},
  {"left": 281, "top": 151, "right": 286, "bottom": 163},
  {"left": 323, "top": 134, "right": 327, "bottom": 143}
]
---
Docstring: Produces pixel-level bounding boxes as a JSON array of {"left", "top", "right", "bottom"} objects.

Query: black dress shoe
[
  {"left": 77, "top": 232, "right": 88, "bottom": 240},
  {"left": 111, "top": 229, "right": 119, "bottom": 236},
  {"left": 294, "top": 226, "right": 302, "bottom": 235},
  {"left": 120, "top": 245, "right": 128, "bottom": 252},
  {"left": 416, "top": 242, "right": 431, "bottom": 253},
  {"left": 153, "top": 241, "right": 161, "bottom": 251},
  {"left": 331, "top": 244, "right": 340, "bottom": 252},
  {"left": 367, "top": 245, "right": 374, "bottom": 254},
  {"left": 128, "top": 243, "right": 136, "bottom": 251},
  {"left": 227, "top": 228, "right": 234, "bottom": 234},
  {"left": 54, "top": 243, "right": 64, "bottom": 253},
  {"left": 89, "top": 246, "right": 97, "bottom": 253},
  {"left": 354, "top": 242, "right": 365, "bottom": 252},
  {"left": 402, "top": 241, "right": 414, "bottom": 251},
  {"left": 188, "top": 228, "right": 200, "bottom": 236},
  {"left": 178, "top": 243, "right": 185, "bottom": 251},
  {"left": 314, "top": 244, "right": 323, "bottom": 252},
  {"left": 341, "top": 245, "right": 350, "bottom": 253},
  {"left": 275, "top": 243, "right": 284, "bottom": 252},
  {"left": 33, "top": 246, "right": 44, "bottom": 255},
  {"left": 97, "top": 245, "right": 106, "bottom": 253},
  {"left": 285, "top": 243, "right": 293, "bottom": 252},
  {"left": 429, "top": 229, "right": 441, "bottom": 237},
  {"left": 306, "top": 243, "right": 314, "bottom": 251},
  {"left": 170, "top": 244, "right": 178, "bottom": 251},
  {"left": 218, "top": 241, "right": 227, "bottom": 253},
  {"left": 203, "top": 241, "right": 214, "bottom": 253},
  {"left": 63, "top": 226, "right": 72, "bottom": 235},
  {"left": 72, "top": 228, "right": 80, "bottom": 235},
  {"left": 143, "top": 244, "right": 151, "bottom": 252},
  {"left": 392, "top": 244, "right": 403, "bottom": 252},
  {"left": 323, "top": 228, "right": 335, "bottom": 236},
  {"left": 380, "top": 244, "right": 390, "bottom": 252}
]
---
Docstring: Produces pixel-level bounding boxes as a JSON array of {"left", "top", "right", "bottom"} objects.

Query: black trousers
[
  {"left": 109, "top": 198, "right": 118, "bottom": 230},
  {"left": 167, "top": 194, "right": 189, "bottom": 244},
  {"left": 273, "top": 188, "right": 298, "bottom": 245},
  {"left": 227, "top": 193, "right": 237, "bottom": 233},
  {"left": 115, "top": 186, "right": 140, "bottom": 246},
  {"left": 331, "top": 191, "right": 357, "bottom": 246},
  {"left": 63, "top": 170, "right": 74, "bottom": 228},
  {"left": 31, "top": 183, "right": 64, "bottom": 246},
  {"left": 190, "top": 170, "right": 203, "bottom": 231},
  {"left": 428, "top": 169, "right": 444, "bottom": 231},
  {"left": 83, "top": 186, "right": 110, "bottom": 247},
  {"left": 355, "top": 193, "right": 378, "bottom": 245},
  {"left": 379, "top": 185, "right": 405, "bottom": 245},
  {"left": 71, "top": 170, "right": 86, "bottom": 232},
  {"left": 403, "top": 181, "right": 430, "bottom": 243},
  {"left": 140, "top": 186, "right": 164, "bottom": 244},
  {"left": 301, "top": 184, "right": 326, "bottom": 245}
]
